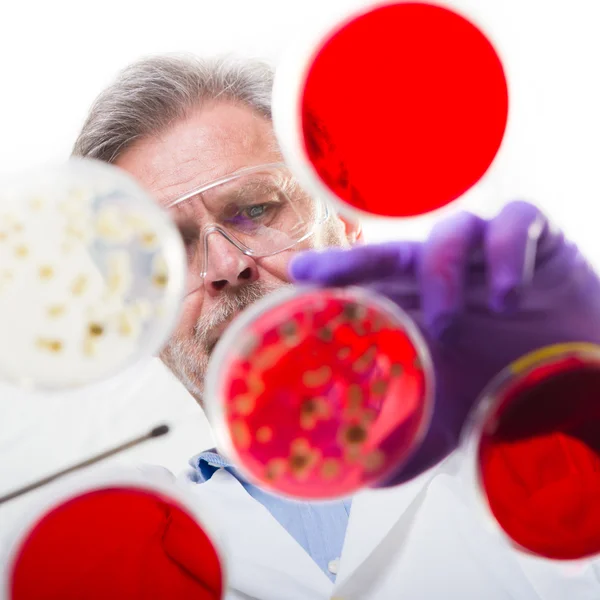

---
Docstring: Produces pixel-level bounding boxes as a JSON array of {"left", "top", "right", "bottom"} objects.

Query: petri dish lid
[
  {"left": 273, "top": 1, "right": 509, "bottom": 220},
  {"left": 4, "top": 475, "right": 225, "bottom": 600},
  {"left": 205, "top": 285, "right": 434, "bottom": 500},
  {"left": 462, "top": 343, "right": 600, "bottom": 561},
  {"left": 0, "top": 157, "right": 186, "bottom": 390}
]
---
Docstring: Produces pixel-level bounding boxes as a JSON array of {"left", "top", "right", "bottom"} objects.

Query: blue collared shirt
[{"left": 188, "top": 450, "right": 352, "bottom": 582}]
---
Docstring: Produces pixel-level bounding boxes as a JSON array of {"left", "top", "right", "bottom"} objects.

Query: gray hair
[{"left": 72, "top": 53, "right": 275, "bottom": 163}]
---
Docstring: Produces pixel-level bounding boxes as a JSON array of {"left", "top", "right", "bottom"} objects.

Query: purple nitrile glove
[{"left": 290, "top": 201, "right": 600, "bottom": 485}]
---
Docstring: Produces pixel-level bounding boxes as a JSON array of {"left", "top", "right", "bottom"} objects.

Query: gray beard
[{"left": 162, "top": 280, "right": 292, "bottom": 402}]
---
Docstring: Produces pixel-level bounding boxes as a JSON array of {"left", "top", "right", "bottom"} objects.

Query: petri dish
[
  {"left": 462, "top": 343, "right": 600, "bottom": 561},
  {"left": 205, "top": 286, "right": 433, "bottom": 500},
  {"left": 4, "top": 478, "right": 225, "bottom": 600},
  {"left": 0, "top": 158, "right": 186, "bottom": 390},
  {"left": 273, "top": 1, "right": 509, "bottom": 219}
]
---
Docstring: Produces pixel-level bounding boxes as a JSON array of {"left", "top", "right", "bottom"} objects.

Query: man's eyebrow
[
  {"left": 226, "top": 175, "right": 301, "bottom": 200},
  {"left": 223, "top": 178, "right": 287, "bottom": 200},
  {"left": 170, "top": 177, "right": 290, "bottom": 209}
]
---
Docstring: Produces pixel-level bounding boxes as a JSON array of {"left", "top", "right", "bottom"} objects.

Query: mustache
[{"left": 193, "top": 281, "right": 290, "bottom": 352}]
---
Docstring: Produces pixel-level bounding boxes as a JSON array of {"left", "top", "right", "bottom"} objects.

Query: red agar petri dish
[
  {"left": 273, "top": 2, "right": 509, "bottom": 218},
  {"left": 8, "top": 487, "right": 224, "bottom": 600},
  {"left": 467, "top": 344, "right": 600, "bottom": 560},
  {"left": 206, "top": 287, "right": 433, "bottom": 500}
]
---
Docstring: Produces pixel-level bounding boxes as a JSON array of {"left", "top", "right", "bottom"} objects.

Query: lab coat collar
[
  {"left": 334, "top": 459, "right": 445, "bottom": 588},
  {"left": 183, "top": 469, "right": 334, "bottom": 599}
]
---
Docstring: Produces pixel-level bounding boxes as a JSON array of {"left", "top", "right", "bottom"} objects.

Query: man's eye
[{"left": 243, "top": 204, "right": 270, "bottom": 219}]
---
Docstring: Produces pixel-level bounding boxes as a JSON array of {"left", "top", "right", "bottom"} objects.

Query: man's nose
[{"left": 204, "top": 231, "right": 258, "bottom": 297}]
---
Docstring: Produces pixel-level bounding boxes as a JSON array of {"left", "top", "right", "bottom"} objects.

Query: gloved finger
[
  {"left": 365, "top": 279, "right": 422, "bottom": 313},
  {"left": 289, "top": 241, "right": 419, "bottom": 286},
  {"left": 484, "top": 201, "right": 547, "bottom": 313},
  {"left": 419, "top": 211, "right": 485, "bottom": 339}
]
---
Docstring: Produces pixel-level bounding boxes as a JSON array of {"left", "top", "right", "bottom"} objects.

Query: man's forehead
[{"left": 115, "top": 101, "right": 282, "bottom": 206}]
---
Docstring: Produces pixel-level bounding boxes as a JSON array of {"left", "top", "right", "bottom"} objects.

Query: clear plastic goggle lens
[{"left": 167, "top": 164, "right": 328, "bottom": 295}]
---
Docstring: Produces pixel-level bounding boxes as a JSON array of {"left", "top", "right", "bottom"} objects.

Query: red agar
[
  {"left": 478, "top": 362, "right": 600, "bottom": 560},
  {"left": 301, "top": 2, "right": 509, "bottom": 217},
  {"left": 219, "top": 289, "right": 430, "bottom": 499},
  {"left": 10, "top": 488, "right": 224, "bottom": 600}
]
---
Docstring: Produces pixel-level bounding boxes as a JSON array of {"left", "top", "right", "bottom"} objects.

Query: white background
[{"left": 0, "top": 0, "right": 599, "bottom": 541}]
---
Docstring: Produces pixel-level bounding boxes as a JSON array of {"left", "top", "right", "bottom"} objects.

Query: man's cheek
[
  {"left": 176, "top": 294, "right": 204, "bottom": 332},
  {"left": 257, "top": 251, "right": 300, "bottom": 283}
]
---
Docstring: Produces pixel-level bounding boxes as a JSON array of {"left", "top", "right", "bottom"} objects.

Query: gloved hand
[{"left": 290, "top": 201, "right": 600, "bottom": 484}]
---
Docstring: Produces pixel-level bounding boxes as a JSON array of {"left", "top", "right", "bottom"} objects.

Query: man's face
[{"left": 116, "top": 101, "right": 359, "bottom": 401}]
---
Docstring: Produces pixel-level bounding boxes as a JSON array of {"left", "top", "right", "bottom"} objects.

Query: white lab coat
[{"left": 182, "top": 450, "right": 600, "bottom": 600}]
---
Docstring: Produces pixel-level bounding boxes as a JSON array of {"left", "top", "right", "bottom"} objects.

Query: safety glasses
[{"left": 166, "top": 163, "right": 329, "bottom": 295}]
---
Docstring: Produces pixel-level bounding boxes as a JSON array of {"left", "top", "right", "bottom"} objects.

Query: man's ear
[{"left": 339, "top": 215, "right": 364, "bottom": 245}]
